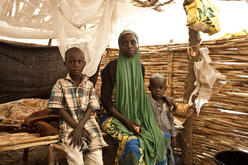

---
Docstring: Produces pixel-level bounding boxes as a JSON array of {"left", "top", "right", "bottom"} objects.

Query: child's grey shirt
[{"left": 148, "top": 95, "right": 177, "bottom": 137}]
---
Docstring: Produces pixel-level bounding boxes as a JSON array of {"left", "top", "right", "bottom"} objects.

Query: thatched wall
[
  {"left": 96, "top": 36, "right": 248, "bottom": 165},
  {"left": 192, "top": 37, "right": 248, "bottom": 164}
]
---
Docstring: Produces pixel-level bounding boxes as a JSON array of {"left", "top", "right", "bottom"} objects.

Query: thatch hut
[{"left": 0, "top": 0, "right": 247, "bottom": 165}]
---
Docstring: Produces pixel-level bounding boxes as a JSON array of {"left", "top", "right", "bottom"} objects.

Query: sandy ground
[
  {"left": 0, "top": 140, "right": 116, "bottom": 165},
  {"left": 0, "top": 133, "right": 117, "bottom": 165},
  {"left": 0, "top": 146, "right": 67, "bottom": 165},
  {"left": 0, "top": 137, "right": 181, "bottom": 165}
]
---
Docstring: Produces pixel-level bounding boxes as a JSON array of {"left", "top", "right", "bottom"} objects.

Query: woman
[{"left": 100, "top": 30, "right": 166, "bottom": 165}]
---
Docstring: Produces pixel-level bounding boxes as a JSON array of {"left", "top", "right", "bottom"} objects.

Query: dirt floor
[
  {"left": 0, "top": 136, "right": 180, "bottom": 165},
  {"left": 0, "top": 146, "right": 67, "bottom": 165},
  {"left": 0, "top": 133, "right": 117, "bottom": 165},
  {"left": 0, "top": 140, "right": 116, "bottom": 165}
]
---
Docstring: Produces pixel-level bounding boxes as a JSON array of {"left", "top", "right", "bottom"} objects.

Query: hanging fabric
[
  {"left": 185, "top": 0, "right": 220, "bottom": 35},
  {"left": 0, "top": 0, "right": 149, "bottom": 76}
]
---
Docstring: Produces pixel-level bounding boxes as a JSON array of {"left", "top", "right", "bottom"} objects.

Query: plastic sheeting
[
  {"left": 0, "top": 0, "right": 148, "bottom": 76},
  {"left": 188, "top": 48, "right": 226, "bottom": 114}
]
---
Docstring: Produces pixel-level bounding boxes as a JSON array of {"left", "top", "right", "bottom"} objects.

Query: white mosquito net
[{"left": 0, "top": 0, "right": 151, "bottom": 76}]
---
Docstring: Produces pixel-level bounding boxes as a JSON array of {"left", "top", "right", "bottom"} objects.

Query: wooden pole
[
  {"left": 167, "top": 45, "right": 174, "bottom": 99},
  {"left": 48, "top": 39, "right": 52, "bottom": 46},
  {"left": 49, "top": 144, "right": 59, "bottom": 165},
  {"left": 181, "top": 1, "right": 201, "bottom": 164},
  {"left": 23, "top": 148, "right": 29, "bottom": 165}
]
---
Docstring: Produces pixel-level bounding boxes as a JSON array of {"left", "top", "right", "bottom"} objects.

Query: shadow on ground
[{"left": 0, "top": 146, "right": 67, "bottom": 165}]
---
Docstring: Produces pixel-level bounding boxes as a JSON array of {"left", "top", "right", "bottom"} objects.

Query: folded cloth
[
  {"left": 24, "top": 109, "right": 58, "bottom": 127},
  {"left": 33, "top": 121, "right": 59, "bottom": 137}
]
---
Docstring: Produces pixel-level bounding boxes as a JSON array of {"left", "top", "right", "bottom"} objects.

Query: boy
[
  {"left": 148, "top": 73, "right": 177, "bottom": 165},
  {"left": 48, "top": 47, "right": 107, "bottom": 165}
]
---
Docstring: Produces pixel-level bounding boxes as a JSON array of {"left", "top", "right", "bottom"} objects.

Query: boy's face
[
  {"left": 65, "top": 51, "right": 86, "bottom": 77},
  {"left": 119, "top": 33, "right": 138, "bottom": 57},
  {"left": 149, "top": 78, "right": 167, "bottom": 100}
]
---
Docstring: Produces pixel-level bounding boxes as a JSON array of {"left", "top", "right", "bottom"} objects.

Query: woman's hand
[
  {"left": 126, "top": 120, "right": 142, "bottom": 135},
  {"left": 68, "top": 127, "right": 90, "bottom": 148},
  {"left": 108, "top": 106, "right": 142, "bottom": 135}
]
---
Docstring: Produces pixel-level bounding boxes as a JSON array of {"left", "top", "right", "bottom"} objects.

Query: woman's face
[{"left": 119, "top": 33, "right": 138, "bottom": 57}]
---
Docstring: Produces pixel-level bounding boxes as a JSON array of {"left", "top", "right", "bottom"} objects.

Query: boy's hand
[
  {"left": 68, "top": 127, "right": 90, "bottom": 148},
  {"left": 126, "top": 121, "right": 142, "bottom": 135}
]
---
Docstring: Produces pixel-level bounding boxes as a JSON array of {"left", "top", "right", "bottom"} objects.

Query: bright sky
[{"left": 109, "top": 0, "right": 248, "bottom": 47}]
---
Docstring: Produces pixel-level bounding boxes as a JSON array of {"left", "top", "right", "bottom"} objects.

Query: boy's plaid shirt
[{"left": 48, "top": 74, "right": 107, "bottom": 150}]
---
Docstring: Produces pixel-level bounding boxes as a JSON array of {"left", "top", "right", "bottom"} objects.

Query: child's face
[
  {"left": 65, "top": 52, "right": 86, "bottom": 77},
  {"left": 149, "top": 78, "right": 167, "bottom": 100},
  {"left": 119, "top": 33, "right": 138, "bottom": 57}
]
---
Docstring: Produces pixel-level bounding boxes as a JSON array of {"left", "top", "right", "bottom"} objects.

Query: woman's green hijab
[{"left": 115, "top": 30, "right": 166, "bottom": 164}]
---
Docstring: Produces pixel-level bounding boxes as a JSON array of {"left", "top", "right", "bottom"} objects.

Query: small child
[
  {"left": 148, "top": 73, "right": 177, "bottom": 165},
  {"left": 48, "top": 47, "right": 107, "bottom": 165}
]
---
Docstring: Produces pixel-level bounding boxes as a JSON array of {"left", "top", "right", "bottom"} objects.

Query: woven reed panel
[{"left": 96, "top": 36, "right": 248, "bottom": 165}]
